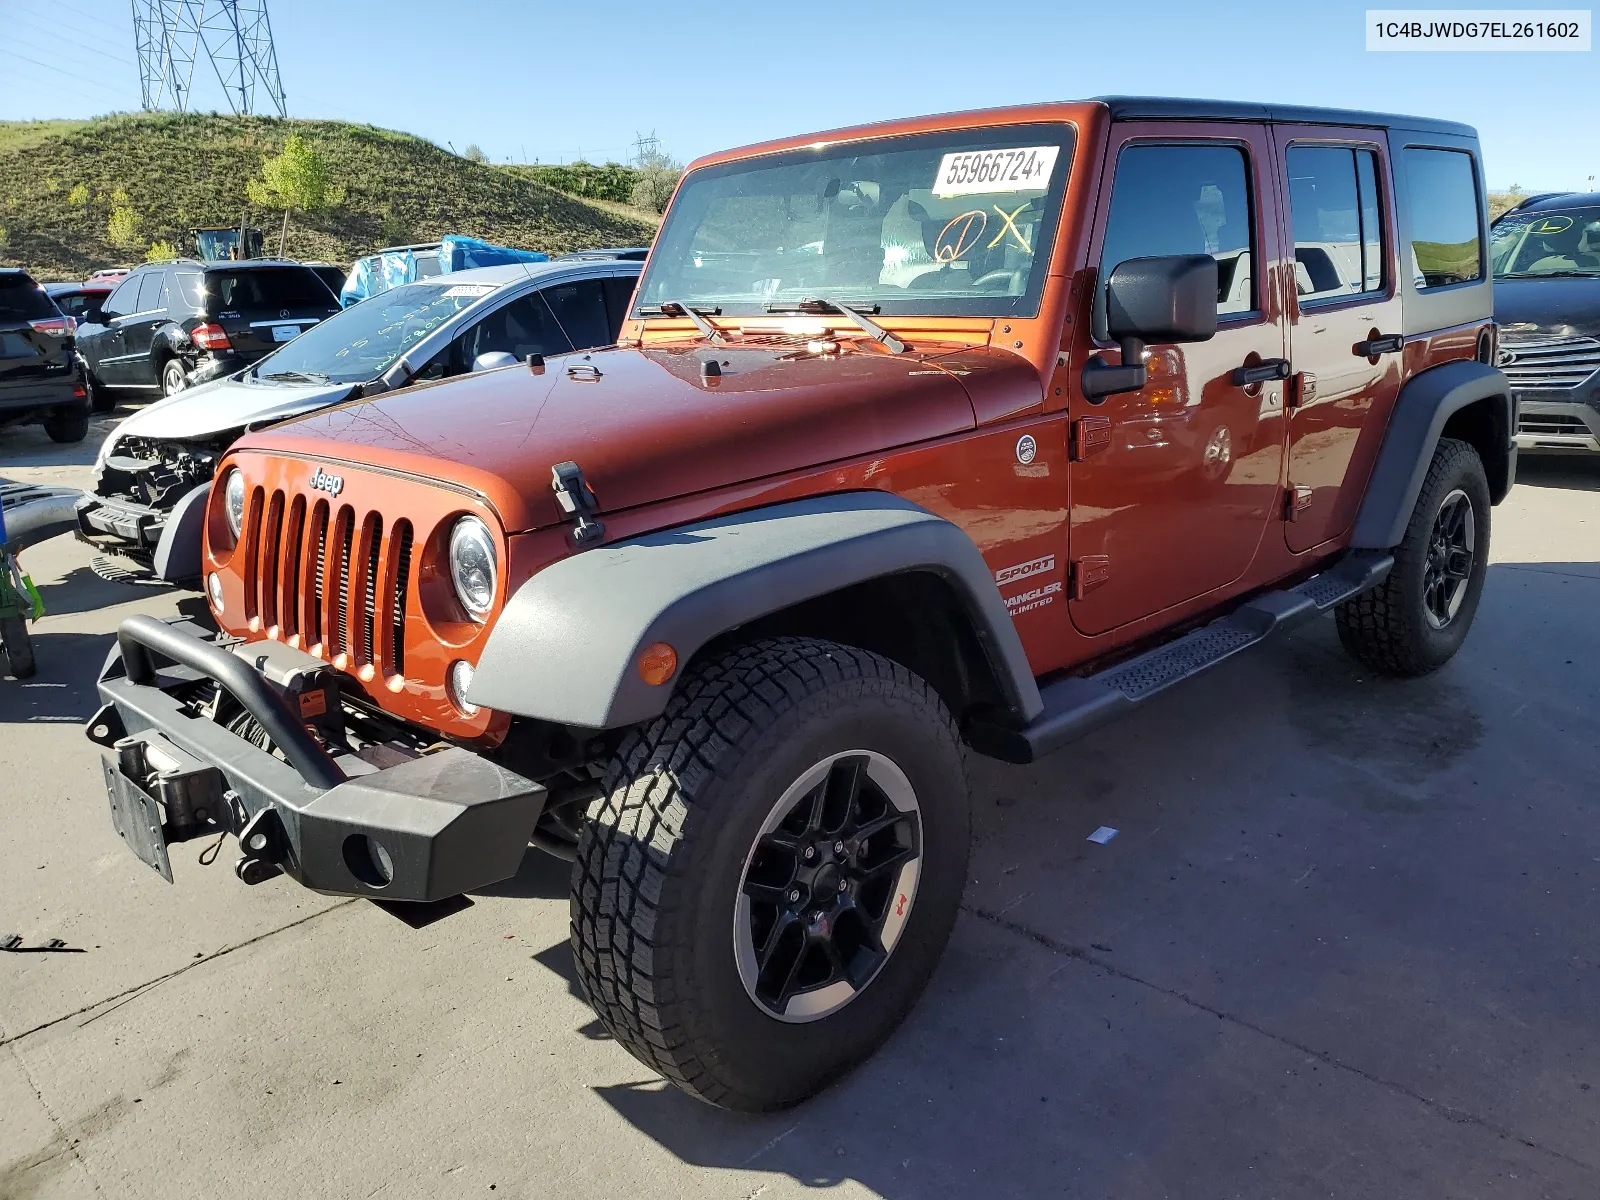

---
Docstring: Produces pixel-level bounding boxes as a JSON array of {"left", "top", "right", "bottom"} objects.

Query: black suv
[
  {"left": 0, "top": 268, "right": 89, "bottom": 443},
  {"left": 75, "top": 260, "right": 340, "bottom": 410}
]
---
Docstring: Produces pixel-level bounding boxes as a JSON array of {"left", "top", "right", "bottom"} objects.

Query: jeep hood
[
  {"left": 117, "top": 374, "right": 360, "bottom": 442},
  {"left": 241, "top": 340, "right": 1042, "bottom": 533}
]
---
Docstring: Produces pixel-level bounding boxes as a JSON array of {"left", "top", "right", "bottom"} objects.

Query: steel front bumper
[{"left": 90, "top": 615, "right": 545, "bottom": 902}]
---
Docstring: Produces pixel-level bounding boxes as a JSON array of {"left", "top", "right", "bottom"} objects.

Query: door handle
[
  {"left": 1231, "top": 358, "right": 1291, "bottom": 386},
  {"left": 1353, "top": 333, "right": 1404, "bottom": 357}
]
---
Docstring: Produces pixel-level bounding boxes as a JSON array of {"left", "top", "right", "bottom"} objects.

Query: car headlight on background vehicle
[
  {"left": 222, "top": 469, "right": 245, "bottom": 539},
  {"left": 448, "top": 515, "right": 497, "bottom": 620}
]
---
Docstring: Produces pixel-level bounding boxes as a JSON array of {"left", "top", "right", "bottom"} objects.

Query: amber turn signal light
[{"left": 637, "top": 642, "right": 677, "bottom": 686}]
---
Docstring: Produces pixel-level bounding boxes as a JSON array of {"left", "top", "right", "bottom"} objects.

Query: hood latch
[{"left": 551, "top": 461, "right": 606, "bottom": 547}]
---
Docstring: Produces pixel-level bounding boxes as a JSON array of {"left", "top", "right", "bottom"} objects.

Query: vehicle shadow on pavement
[
  {"left": 1516, "top": 457, "right": 1600, "bottom": 492},
  {"left": 563, "top": 562, "right": 1599, "bottom": 1198},
  {"left": 0, "top": 631, "right": 110, "bottom": 720},
  {"left": 31, "top": 564, "right": 168, "bottom": 619}
]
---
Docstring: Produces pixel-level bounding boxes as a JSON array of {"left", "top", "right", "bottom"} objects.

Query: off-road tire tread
[
  {"left": 570, "top": 636, "right": 958, "bottom": 1110},
  {"left": 1335, "top": 437, "right": 1486, "bottom": 676}
]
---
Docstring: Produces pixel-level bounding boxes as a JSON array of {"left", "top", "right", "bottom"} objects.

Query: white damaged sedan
[{"left": 77, "top": 256, "right": 641, "bottom": 582}]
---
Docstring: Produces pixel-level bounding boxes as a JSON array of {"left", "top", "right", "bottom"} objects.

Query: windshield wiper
[
  {"left": 1497, "top": 270, "right": 1600, "bottom": 279},
  {"left": 639, "top": 301, "right": 726, "bottom": 342},
  {"left": 257, "top": 369, "right": 334, "bottom": 384},
  {"left": 763, "top": 298, "right": 908, "bottom": 354}
]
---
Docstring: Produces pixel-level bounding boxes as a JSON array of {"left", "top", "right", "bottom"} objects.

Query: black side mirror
[
  {"left": 1083, "top": 254, "right": 1219, "bottom": 400},
  {"left": 82, "top": 307, "right": 105, "bottom": 326}
]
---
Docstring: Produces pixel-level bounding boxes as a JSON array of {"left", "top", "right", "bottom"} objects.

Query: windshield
[
  {"left": 249, "top": 280, "right": 501, "bottom": 384},
  {"left": 0, "top": 274, "right": 56, "bottom": 322},
  {"left": 1491, "top": 205, "right": 1600, "bottom": 277},
  {"left": 635, "top": 124, "right": 1075, "bottom": 318}
]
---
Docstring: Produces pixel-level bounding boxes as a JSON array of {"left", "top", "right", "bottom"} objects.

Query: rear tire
[
  {"left": 1, "top": 614, "right": 35, "bottom": 679},
  {"left": 571, "top": 637, "right": 969, "bottom": 1111},
  {"left": 1336, "top": 437, "right": 1490, "bottom": 676},
  {"left": 160, "top": 358, "right": 188, "bottom": 397},
  {"left": 43, "top": 408, "right": 90, "bottom": 444}
]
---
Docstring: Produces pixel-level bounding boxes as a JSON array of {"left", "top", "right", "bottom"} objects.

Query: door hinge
[
  {"left": 1071, "top": 416, "right": 1113, "bottom": 461},
  {"left": 1285, "top": 484, "right": 1314, "bottom": 521},
  {"left": 1287, "top": 371, "right": 1318, "bottom": 410},
  {"left": 1070, "top": 555, "right": 1112, "bottom": 599}
]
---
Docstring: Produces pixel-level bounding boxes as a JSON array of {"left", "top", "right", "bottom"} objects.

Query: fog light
[
  {"left": 447, "top": 659, "right": 478, "bottom": 715},
  {"left": 207, "top": 572, "right": 224, "bottom": 612}
]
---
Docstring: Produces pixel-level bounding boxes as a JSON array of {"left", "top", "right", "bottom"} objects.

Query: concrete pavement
[{"left": 2, "top": 421, "right": 1596, "bottom": 1199}]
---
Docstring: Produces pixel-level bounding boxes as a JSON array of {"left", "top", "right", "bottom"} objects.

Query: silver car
[{"left": 78, "top": 257, "right": 642, "bottom": 582}]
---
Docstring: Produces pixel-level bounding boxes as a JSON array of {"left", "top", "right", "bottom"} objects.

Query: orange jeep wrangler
[{"left": 90, "top": 97, "right": 1514, "bottom": 1111}]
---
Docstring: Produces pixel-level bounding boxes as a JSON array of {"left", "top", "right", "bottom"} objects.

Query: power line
[
  {"left": 3, "top": 28, "right": 136, "bottom": 70},
  {"left": 0, "top": 49, "right": 132, "bottom": 96},
  {"left": 5, "top": 8, "right": 138, "bottom": 62}
]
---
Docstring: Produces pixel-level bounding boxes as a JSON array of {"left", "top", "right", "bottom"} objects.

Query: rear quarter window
[
  {"left": 0, "top": 275, "right": 57, "bottom": 321},
  {"left": 1402, "top": 148, "right": 1482, "bottom": 289}
]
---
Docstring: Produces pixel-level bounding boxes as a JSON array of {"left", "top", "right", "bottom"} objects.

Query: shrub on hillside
[
  {"left": 107, "top": 205, "right": 141, "bottom": 250},
  {"left": 629, "top": 166, "right": 680, "bottom": 214},
  {"left": 519, "top": 162, "right": 639, "bottom": 204}
]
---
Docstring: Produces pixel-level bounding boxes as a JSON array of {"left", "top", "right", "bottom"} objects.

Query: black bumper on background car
[
  {"left": 0, "top": 374, "right": 86, "bottom": 420},
  {"left": 1513, "top": 385, "right": 1600, "bottom": 453},
  {"left": 90, "top": 615, "right": 545, "bottom": 901}
]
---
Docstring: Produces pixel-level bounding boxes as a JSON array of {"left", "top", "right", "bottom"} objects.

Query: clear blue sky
[{"left": 1, "top": 0, "right": 1593, "bottom": 190}]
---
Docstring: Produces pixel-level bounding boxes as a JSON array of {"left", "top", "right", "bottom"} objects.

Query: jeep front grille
[
  {"left": 242, "top": 487, "right": 412, "bottom": 678},
  {"left": 1499, "top": 336, "right": 1600, "bottom": 390}
]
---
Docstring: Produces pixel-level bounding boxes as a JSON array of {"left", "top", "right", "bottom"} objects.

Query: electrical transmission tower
[{"left": 131, "top": 1, "right": 287, "bottom": 117}]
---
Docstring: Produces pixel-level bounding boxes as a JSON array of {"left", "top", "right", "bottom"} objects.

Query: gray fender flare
[
  {"left": 152, "top": 482, "right": 210, "bottom": 581},
  {"left": 467, "top": 491, "right": 1044, "bottom": 730},
  {"left": 1350, "top": 360, "right": 1513, "bottom": 550}
]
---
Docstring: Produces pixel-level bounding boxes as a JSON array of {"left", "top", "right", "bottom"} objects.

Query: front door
[
  {"left": 1273, "top": 128, "right": 1404, "bottom": 551},
  {"left": 1067, "top": 124, "right": 1288, "bottom": 637},
  {"left": 87, "top": 274, "right": 141, "bottom": 385}
]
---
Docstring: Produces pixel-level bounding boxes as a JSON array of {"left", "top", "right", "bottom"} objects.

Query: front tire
[
  {"left": 1336, "top": 437, "right": 1491, "bottom": 676},
  {"left": 85, "top": 370, "right": 116, "bottom": 414},
  {"left": 571, "top": 637, "right": 969, "bottom": 1111}
]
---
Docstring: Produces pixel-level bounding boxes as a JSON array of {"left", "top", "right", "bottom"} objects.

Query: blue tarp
[{"left": 339, "top": 236, "right": 549, "bottom": 306}]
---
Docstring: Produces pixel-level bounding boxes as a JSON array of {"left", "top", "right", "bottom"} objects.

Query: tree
[
  {"left": 145, "top": 239, "right": 180, "bottom": 262},
  {"left": 463, "top": 143, "right": 488, "bottom": 163},
  {"left": 246, "top": 133, "right": 346, "bottom": 257},
  {"left": 107, "top": 204, "right": 141, "bottom": 251},
  {"left": 630, "top": 167, "right": 680, "bottom": 214}
]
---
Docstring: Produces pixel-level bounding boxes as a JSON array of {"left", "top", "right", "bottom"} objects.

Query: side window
[
  {"left": 134, "top": 270, "right": 165, "bottom": 313},
  {"left": 542, "top": 278, "right": 611, "bottom": 350},
  {"left": 174, "top": 272, "right": 205, "bottom": 311},
  {"left": 1285, "top": 146, "right": 1386, "bottom": 303},
  {"left": 458, "top": 291, "right": 575, "bottom": 367},
  {"left": 1402, "top": 148, "right": 1482, "bottom": 289},
  {"left": 600, "top": 275, "right": 639, "bottom": 339},
  {"left": 102, "top": 276, "right": 139, "bottom": 319},
  {"left": 1098, "top": 143, "right": 1256, "bottom": 331}
]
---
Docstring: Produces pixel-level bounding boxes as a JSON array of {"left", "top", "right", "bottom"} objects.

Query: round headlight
[
  {"left": 448, "top": 515, "right": 497, "bottom": 620},
  {"left": 222, "top": 469, "right": 246, "bottom": 539}
]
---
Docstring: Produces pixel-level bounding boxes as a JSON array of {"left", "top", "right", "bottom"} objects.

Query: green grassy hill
[{"left": 0, "top": 113, "right": 658, "bottom": 280}]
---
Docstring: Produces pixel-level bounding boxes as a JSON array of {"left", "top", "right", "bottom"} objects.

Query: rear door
[
  {"left": 0, "top": 274, "right": 72, "bottom": 401},
  {"left": 205, "top": 266, "right": 341, "bottom": 359},
  {"left": 1273, "top": 127, "right": 1404, "bottom": 550},
  {"left": 1067, "top": 124, "right": 1289, "bottom": 636}
]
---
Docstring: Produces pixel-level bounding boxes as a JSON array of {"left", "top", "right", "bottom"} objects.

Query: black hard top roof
[
  {"left": 1094, "top": 96, "right": 1476, "bottom": 139},
  {"left": 1519, "top": 191, "right": 1600, "bottom": 210}
]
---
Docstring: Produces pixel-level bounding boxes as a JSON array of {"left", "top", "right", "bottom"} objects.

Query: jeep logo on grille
[{"left": 308, "top": 467, "right": 344, "bottom": 497}]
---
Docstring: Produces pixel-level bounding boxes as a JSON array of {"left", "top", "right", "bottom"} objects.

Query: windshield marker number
[{"left": 933, "top": 146, "right": 1059, "bottom": 198}]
